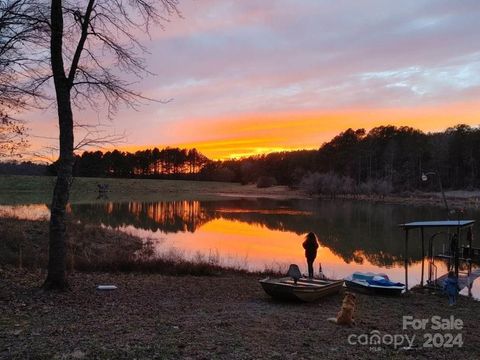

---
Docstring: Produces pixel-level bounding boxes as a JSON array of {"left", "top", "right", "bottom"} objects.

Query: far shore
[
  {"left": 312, "top": 190, "right": 480, "bottom": 210},
  {"left": 0, "top": 175, "right": 306, "bottom": 204},
  {"left": 1, "top": 175, "right": 480, "bottom": 210}
]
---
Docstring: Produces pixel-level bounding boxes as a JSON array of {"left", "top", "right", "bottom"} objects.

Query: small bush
[
  {"left": 256, "top": 176, "right": 277, "bottom": 188},
  {"left": 299, "top": 172, "right": 355, "bottom": 197},
  {"left": 212, "top": 167, "right": 235, "bottom": 182}
]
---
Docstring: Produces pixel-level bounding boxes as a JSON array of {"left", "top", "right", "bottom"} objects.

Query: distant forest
[
  {"left": 0, "top": 161, "right": 47, "bottom": 176},
  {"left": 3, "top": 124, "right": 480, "bottom": 194}
]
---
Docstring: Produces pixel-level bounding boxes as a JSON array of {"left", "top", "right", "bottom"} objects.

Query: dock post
[
  {"left": 421, "top": 227, "right": 425, "bottom": 287},
  {"left": 405, "top": 229, "right": 409, "bottom": 292},
  {"left": 468, "top": 227, "right": 473, "bottom": 277},
  {"left": 455, "top": 226, "right": 460, "bottom": 277}
]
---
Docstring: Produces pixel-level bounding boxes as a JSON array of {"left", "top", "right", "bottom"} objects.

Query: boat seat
[{"left": 287, "top": 264, "right": 302, "bottom": 284}]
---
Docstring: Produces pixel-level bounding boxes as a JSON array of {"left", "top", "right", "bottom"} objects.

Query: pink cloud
[{"left": 21, "top": 0, "right": 480, "bottom": 160}]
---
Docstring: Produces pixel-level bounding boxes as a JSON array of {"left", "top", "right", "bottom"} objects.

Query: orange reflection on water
[
  {"left": 215, "top": 209, "right": 312, "bottom": 215},
  {"left": 165, "top": 218, "right": 305, "bottom": 266},
  {"left": 149, "top": 218, "right": 424, "bottom": 283},
  {"left": 0, "top": 204, "right": 50, "bottom": 220}
]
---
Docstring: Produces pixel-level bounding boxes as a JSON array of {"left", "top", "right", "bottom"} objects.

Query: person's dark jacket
[{"left": 303, "top": 237, "right": 319, "bottom": 261}]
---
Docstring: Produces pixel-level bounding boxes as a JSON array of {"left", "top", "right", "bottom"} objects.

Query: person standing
[
  {"left": 303, "top": 232, "right": 319, "bottom": 278},
  {"left": 443, "top": 270, "right": 460, "bottom": 306}
]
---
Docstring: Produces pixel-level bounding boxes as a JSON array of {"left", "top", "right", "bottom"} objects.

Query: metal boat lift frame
[{"left": 399, "top": 220, "right": 475, "bottom": 292}]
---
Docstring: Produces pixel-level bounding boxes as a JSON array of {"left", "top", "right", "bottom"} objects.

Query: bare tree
[
  {"left": 1, "top": 0, "right": 180, "bottom": 289},
  {"left": 41, "top": 0, "right": 179, "bottom": 289}
]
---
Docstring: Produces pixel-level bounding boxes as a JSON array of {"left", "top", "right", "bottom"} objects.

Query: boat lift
[{"left": 399, "top": 220, "right": 478, "bottom": 294}]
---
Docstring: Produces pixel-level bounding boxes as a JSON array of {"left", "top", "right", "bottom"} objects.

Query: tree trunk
[
  {"left": 43, "top": 0, "right": 74, "bottom": 290},
  {"left": 43, "top": 150, "right": 73, "bottom": 290}
]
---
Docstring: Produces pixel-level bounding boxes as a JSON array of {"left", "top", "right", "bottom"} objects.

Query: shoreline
[
  {"left": 1, "top": 269, "right": 480, "bottom": 359},
  {"left": 2, "top": 175, "right": 480, "bottom": 210},
  {"left": 310, "top": 191, "right": 480, "bottom": 210}
]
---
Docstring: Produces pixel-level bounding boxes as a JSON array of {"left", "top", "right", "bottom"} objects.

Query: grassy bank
[
  {"left": 1, "top": 269, "right": 480, "bottom": 359},
  {"left": 0, "top": 175, "right": 305, "bottom": 204}
]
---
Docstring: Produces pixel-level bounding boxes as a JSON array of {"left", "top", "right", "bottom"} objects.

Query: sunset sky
[{"left": 27, "top": 0, "right": 480, "bottom": 160}]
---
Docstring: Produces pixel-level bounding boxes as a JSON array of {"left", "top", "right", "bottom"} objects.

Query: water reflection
[
  {"left": 2, "top": 199, "right": 479, "bottom": 288},
  {"left": 0, "top": 204, "right": 50, "bottom": 221},
  {"left": 68, "top": 199, "right": 460, "bottom": 268},
  {"left": 73, "top": 201, "right": 210, "bottom": 233}
]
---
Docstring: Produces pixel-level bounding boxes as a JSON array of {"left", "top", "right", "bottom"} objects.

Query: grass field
[{"left": 0, "top": 175, "right": 303, "bottom": 204}]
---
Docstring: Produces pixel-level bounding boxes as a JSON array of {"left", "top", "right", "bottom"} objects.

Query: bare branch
[
  {"left": 67, "top": 0, "right": 95, "bottom": 86},
  {"left": 73, "top": 122, "right": 126, "bottom": 151}
]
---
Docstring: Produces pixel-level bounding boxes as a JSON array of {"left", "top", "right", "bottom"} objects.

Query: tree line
[
  {"left": 0, "top": 160, "right": 46, "bottom": 175},
  {"left": 41, "top": 123, "right": 480, "bottom": 194},
  {"left": 48, "top": 147, "right": 210, "bottom": 179},
  {"left": 200, "top": 124, "right": 480, "bottom": 193}
]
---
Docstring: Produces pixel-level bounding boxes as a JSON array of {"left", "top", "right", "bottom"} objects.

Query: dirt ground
[{"left": 1, "top": 269, "right": 480, "bottom": 359}]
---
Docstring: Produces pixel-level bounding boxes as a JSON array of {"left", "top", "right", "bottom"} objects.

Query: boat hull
[
  {"left": 344, "top": 280, "right": 404, "bottom": 296},
  {"left": 260, "top": 277, "right": 344, "bottom": 302}
]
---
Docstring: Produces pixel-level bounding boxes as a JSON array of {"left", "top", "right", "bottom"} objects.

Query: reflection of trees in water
[
  {"left": 71, "top": 201, "right": 211, "bottom": 233},
  {"left": 211, "top": 200, "right": 419, "bottom": 266},
  {"left": 212, "top": 199, "right": 479, "bottom": 267},
  {"left": 69, "top": 199, "right": 479, "bottom": 267}
]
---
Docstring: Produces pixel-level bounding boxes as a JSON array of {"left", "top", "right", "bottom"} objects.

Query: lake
[{"left": 1, "top": 197, "right": 479, "bottom": 297}]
